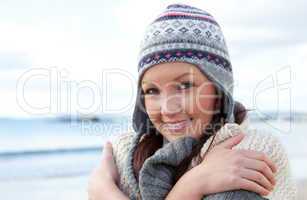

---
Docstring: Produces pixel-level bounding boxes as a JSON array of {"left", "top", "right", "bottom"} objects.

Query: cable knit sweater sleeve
[
  {"left": 112, "top": 132, "right": 136, "bottom": 195},
  {"left": 191, "top": 120, "right": 298, "bottom": 200},
  {"left": 234, "top": 129, "right": 297, "bottom": 199}
]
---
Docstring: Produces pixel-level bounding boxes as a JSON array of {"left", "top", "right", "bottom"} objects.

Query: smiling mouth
[{"left": 162, "top": 118, "right": 192, "bottom": 133}]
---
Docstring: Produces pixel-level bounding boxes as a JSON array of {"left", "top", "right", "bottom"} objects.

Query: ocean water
[
  {"left": 0, "top": 116, "right": 131, "bottom": 181},
  {"left": 0, "top": 116, "right": 306, "bottom": 183}
]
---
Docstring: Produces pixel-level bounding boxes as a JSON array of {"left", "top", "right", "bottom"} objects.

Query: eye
[
  {"left": 144, "top": 88, "right": 159, "bottom": 95},
  {"left": 177, "top": 81, "right": 194, "bottom": 90}
]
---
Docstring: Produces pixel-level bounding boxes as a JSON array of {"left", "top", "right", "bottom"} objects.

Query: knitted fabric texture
[{"left": 112, "top": 117, "right": 297, "bottom": 200}]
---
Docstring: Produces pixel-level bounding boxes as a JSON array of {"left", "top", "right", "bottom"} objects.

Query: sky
[{"left": 0, "top": 0, "right": 306, "bottom": 118}]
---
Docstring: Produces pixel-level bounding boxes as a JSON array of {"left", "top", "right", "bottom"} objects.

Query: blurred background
[{"left": 0, "top": 0, "right": 306, "bottom": 199}]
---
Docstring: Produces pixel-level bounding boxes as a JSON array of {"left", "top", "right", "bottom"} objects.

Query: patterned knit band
[{"left": 133, "top": 4, "right": 235, "bottom": 134}]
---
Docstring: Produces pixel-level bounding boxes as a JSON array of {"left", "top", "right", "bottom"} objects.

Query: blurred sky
[{"left": 0, "top": 0, "right": 306, "bottom": 118}]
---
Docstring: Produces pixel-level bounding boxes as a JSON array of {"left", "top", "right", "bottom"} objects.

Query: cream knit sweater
[{"left": 112, "top": 118, "right": 297, "bottom": 200}]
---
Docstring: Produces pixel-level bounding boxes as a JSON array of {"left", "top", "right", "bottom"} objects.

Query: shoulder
[
  {"left": 111, "top": 131, "right": 135, "bottom": 159},
  {"left": 235, "top": 115, "right": 288, "bottom": 164},
  {"left": 219, "top": 120, "right": 297, "bottom": 198},
  {"left": 237, "top": 128, "right": 288, "bottom": 165},
  {"left": 112, "top": 131, "right": 135, "bottom": 147},
  {"left": 239, "top": 129, "right": 298, "bottom": 199}
]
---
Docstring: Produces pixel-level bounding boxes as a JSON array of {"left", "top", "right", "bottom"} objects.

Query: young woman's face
[{"left": 141, "top": 62, "right": 217, "bottom": 142}]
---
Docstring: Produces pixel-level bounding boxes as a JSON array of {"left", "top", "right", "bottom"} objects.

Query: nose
[{"left": 160, "top": 93, "right": 183, "bottom": 117}]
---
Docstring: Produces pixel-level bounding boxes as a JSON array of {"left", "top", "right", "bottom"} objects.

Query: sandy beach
[
  {"left": 1, "top": 175, "right": 306, "bottom": 200},
  {"left": 297, "top": 179, "right": 307, "bottom": 200},
  {"left": 0, "top": 176, "right": 88, "bottom": 200}
]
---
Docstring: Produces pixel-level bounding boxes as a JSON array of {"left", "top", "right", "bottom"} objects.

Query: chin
[{"left": 162, "top": 130, "right": 192, "bottom": 142}]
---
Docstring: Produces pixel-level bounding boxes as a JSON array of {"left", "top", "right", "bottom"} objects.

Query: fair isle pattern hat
[{"left": 133, "top": 3, "right": 235, "bottom": 135}]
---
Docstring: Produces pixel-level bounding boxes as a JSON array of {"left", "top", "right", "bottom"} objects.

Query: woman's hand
[
  {"left": 192, "top": 133, "right": 277, "bottom": 196},
  {"left": 167, "top": 133, "right": 277, "bottom": 199},
  {"left": 88, "top": 141, "right": 128, "bottom": 200}
]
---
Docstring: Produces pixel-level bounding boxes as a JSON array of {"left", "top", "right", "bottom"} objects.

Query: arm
[
  {"left": 107, "top": 184, "right": 130, "bottom": 200},
  {"left": 233, "top": 130, "right": 298, "bottom": 199},
  {"left": 165, "top": 164, "right": 207, "bottom": 200},
  {"left": 88, "top": 141, "right": 129, "bottom": 200},
  {"left": 88, "top": 180, "right": 129, "bottom": 200},
  {"left": 166, "top": 133, "right": 277, "bottom": 200}
]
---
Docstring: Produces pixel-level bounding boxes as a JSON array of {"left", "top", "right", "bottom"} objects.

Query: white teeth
[
  {"left": 163, "top": 119, "right": 191, "bottom": 132},
  {"left": 168, "top": 122, "right": 184, "bottom": 128}
]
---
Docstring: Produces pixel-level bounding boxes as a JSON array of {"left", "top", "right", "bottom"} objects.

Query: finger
[
  {"left": 218, "top": 133, "right": 245, "bottom": 149},
  {"left": 102, "top": 141, "right": 114, "bottom": 160},
  {"left": 235, "top": 177, "right": 270, "bottom": 196},
  {"left": 242, "top": 158, "right": 276, "bottom": 186},
  {"left": 238, "top": 149, "right": 277, "bottom": 173},
  {"left": 239, "top": 168, "right": 274, "bottom": 191}
]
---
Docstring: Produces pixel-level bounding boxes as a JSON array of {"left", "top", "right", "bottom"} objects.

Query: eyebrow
[{"left": 142, "top": 72, "right": 194, "bottom": 85}]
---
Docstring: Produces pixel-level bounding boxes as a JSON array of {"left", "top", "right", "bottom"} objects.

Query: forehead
[{"left": 142, "top": 62, "right": 207, "bottom": 84}]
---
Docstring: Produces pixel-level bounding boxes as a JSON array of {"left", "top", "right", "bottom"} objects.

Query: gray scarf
[{"left": 123, "top": 134, "right": 199, "bottom": 200}]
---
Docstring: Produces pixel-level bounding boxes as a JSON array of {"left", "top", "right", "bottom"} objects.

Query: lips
[{"left": 162, "top": 119, "right": 192, "bottom": 133}]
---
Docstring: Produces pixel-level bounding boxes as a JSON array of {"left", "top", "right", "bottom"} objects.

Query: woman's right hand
[
  {"left": 88, "top": 141, "right": 129, "bottom": 200},
  {"left": 185, "top": 133, "right": 277, "bottom": 197}
]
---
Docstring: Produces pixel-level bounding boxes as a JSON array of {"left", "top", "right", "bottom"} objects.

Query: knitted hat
[{"left": 133, "top": 3, "right": 235, "bottom": 135}]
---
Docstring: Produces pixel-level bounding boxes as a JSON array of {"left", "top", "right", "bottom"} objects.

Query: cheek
[
  {"left": 187, "top": 86, "right": 216, "bottom": 115},
  {"left": 144, "top": 97, "right": 161, "bottom": 120}
]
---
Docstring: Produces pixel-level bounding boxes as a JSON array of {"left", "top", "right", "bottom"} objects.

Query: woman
[{"left": 88, "top": 4, "right": 297, "bottom": 200}]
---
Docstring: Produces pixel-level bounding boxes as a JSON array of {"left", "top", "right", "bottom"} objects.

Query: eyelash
[{"left": 143, "top": 81, "right": 194, "bottom": 95}]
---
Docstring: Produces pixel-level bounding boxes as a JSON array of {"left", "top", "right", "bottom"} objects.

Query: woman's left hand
[{"left": 88, "top": 141, "right": 120, "bottom": 199}]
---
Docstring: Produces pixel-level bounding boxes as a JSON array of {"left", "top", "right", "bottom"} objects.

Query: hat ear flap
[
  {"left": 132, "top": 88, "right": 145, "bottom": 134},
  {"left": 132, "top": 88, "right": 158, "bottom": 135}
]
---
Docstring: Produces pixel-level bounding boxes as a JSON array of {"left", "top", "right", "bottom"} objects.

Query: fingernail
[
  {"left": 263, "top": 191, "right": 269, "bottom": 196},
  {"left": 104, "top": 141, "right": 110, "bottom": 146}
]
